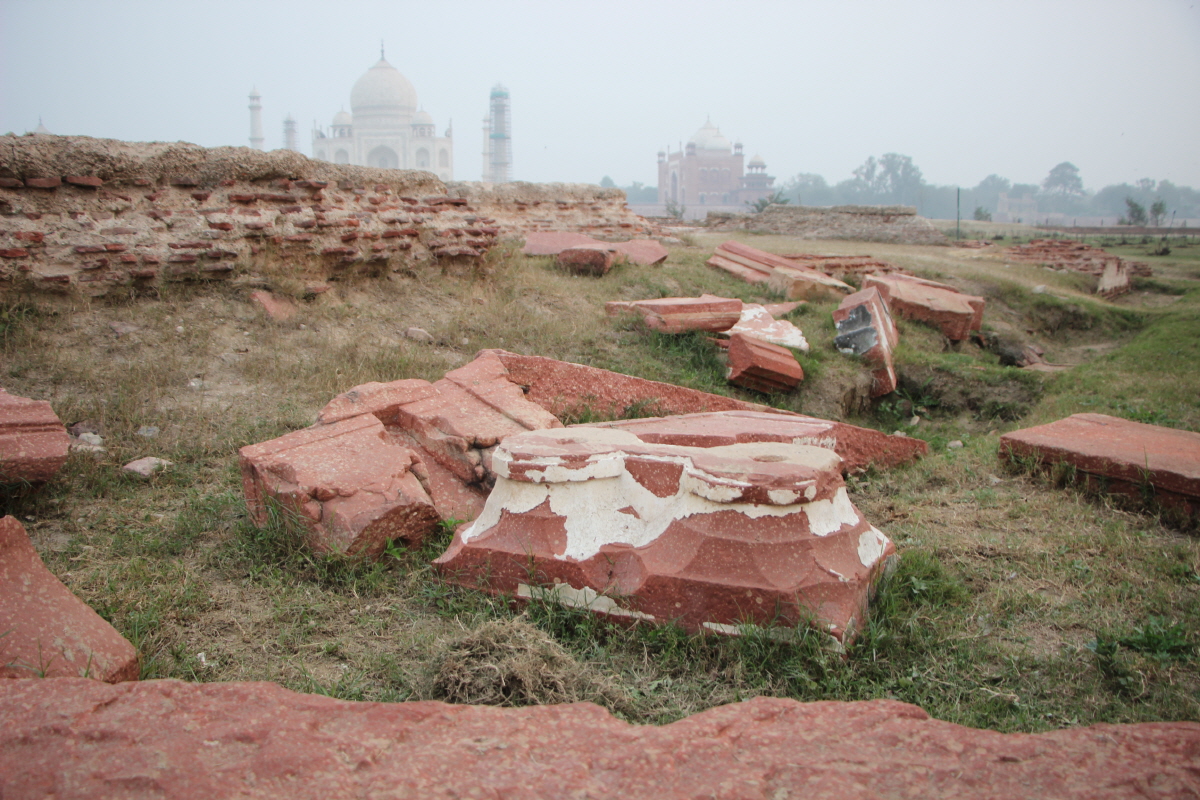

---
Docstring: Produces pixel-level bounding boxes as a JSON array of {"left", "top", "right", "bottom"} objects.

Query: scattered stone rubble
[
  {"left": 1005, "top": 239, "right": 1151, "bottom": 298},
  {"left": 707, "top": 241, "right": 853, "bottom": 301},
  {"left": 523, "top": 231, "right": 669, "bottom": 269},
  {"left": 7, "top": 679, "right": 1197, "bottom": 798},
  {"left": 706, "top": 204, "right": 948, "bottom": 245},
  {"left": 0, "top": 136, "right": 659, "bottom": 297},
  {"left": 1001, "top": 413, "right": 1200, "bottom": 518},
  {"left": 240, "top": 352, "right": 926, "bottom": 559},
  {"left": 0, "top": 516, "right": 139, "bottom": 682},
  {"left": 0, "top": 387, "right": 70, "bottom": 484},
  {"left": 435, "top": 421, "right": 893, "bottom": 642},
  {"left": 781, "top": 253, "right": 901, "bottom": 280},
  {"left": 833, "top": 287, "right": 899, "bottom": 397},
  {"left": 863, "top": 273, "right": 984, "bottom": 341}
]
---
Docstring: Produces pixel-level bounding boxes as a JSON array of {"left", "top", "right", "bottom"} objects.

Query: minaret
[
  {"left": 486, "top": 84, "right": 511, "bottom": 183},
  {"left": 249, "top": 88, "right": 264, "bottom": 150},
  {"left": 481, "top": 115, "right": 491, "bottom": 180},
  {"left": 283, "top": 114, "right": 298, "bottom": 152}
]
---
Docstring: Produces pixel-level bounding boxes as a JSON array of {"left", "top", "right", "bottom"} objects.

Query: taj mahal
[{"left": 308, "top": 52, "right": 455, "bottom": 182}]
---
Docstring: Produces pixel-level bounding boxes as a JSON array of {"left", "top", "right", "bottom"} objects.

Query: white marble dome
[
  {"left": 350, "top": 58, "right": 417, "bottom": 116},
  {"left": 689, "top": 119, "right": 732, "bottom": 152},
  {"left": 331, "top": 110, "right": 353, "bottom": 127}
]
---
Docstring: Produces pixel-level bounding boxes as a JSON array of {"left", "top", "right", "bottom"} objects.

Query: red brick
[
  {"left": 285, "top": 234, "right": 314, "bottom": 243},
  {"left": 170, "top": 177, "right": 198, "bottom": 187},
  {"left": 73, "top": 245, "right": 104, "bottom": 254},
  {"left": 141, "top": 255, "right": 161, "bottom": 265},
  {"left": 294, "top": 219, "right": 316, "bottom": 229},
  {"left": 191, "top": 191, "right": 211, "bottom": 201},
  {"left": 208, "top": 222, "right": 234, "bottom": 231},
  {"left": 168, "top": 254, "right": 197, "bottom": 263},
  {"left": 130, "top": 268, "right": 157, "bottom": 278},
  {"left": 341, "top": 232, "right": 359, "bottom": 243},
  {"left": 64, "top": 175, "right": 103, "bottom": 188},
  {"left": 294, "top": 180, "right": 328, "bottom": 189},
  {"left": 13, "top": 231, "right": 43, "bottom": 243},
  {"left": 0, "top": 248, "right": 29, "bottom": 258},
  {"left": 118, "top": 254, "right": 139, "bottom": 263},
  {"left": 103, "top": 243, "right": 126, "bottom": 253},
  {"left": 169, "top": 241, "right": 206, "bottom": 249},
  {"left": 0, "top": 178, "right": 23, "bottom": 189},
  {"left": 256, "top": 193, "right": 295, "bottom": 203},
  {"left": 99, "top": 227, "right": 138, "bottom": 235},
  {"left": 24, "top": 177, "right": 61, "bottom": 189},
  {"left": 244, "top": 221, "right": 271, "bottom": 230},
  {"left": 322, "top": 247, "right": 358, "bottom": 257},
  {"left": 229, "top": 193, "right": 258, "bottom": 203},
  {"left": 132, "top": 178, "right": 153, "bottom": 186}
]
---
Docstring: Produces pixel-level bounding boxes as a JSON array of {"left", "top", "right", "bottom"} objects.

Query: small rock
[
  {"left": 77, "top": 432, "right": 104, "bottom": 447},
  {"left": 405, "top": 327, "right": 435, "bottom": 344},
  {"left": 122, "top": 457, "right": 173, "bottom": 478},
  {"left": 109, "top": 322, "right": 139, "bottom": 337},
  {"left": 1032, "top": 285, "right": 1047, "bottom": 294},
  {"left": 893, "top": 431, "right": 908, "bottom": 437},
  {"left": 70, "top": 432, "right": 106, "bottom": 457},
  {"left": 175, "top": 326, "right": 184, "bottom": 333},
  {"left": 947, "top": 440, "right": 964, "bottom": 450},
  {"left": 187, "top": 378, "right": 204, "bottom": 390},
  {"left": 68, "top": 420, "right": 103, "bottom": 437},
  {"left": 461, "top": 337, "right": 470, "bottom": 346},
  {"left": 136, "top": 426, "right": 160, "bottom": 438},
  {"left": 909, "top": 415, "right": 920, "bottom": 427},
  {"left": 988, "top": 475, "right": 1004, "bottom": 485}
]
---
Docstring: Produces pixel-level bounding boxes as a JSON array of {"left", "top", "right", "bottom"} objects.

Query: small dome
[
  {"left": 688, "top": 119, "right": 731, "bottom": 153},
  {"left": 332, "top": 110, "right": 352, "bottom": 127},
  {"left": 350, "top": 57, "right": 417, "bottom": 116},
  {"left": 413, "top": 109, "right": 434, "bottom": 125},
  {"left": 748, "top": 154, "right": 766, "bottom": 167}
]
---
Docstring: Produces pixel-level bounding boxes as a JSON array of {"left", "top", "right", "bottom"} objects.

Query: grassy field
[{"left": 2, "top": 230, "right": 1198, "bottom": 731}]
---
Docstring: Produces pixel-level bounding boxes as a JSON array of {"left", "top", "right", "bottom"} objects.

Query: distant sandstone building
[
  {"left": 658, "top": 119, "right": 775, "bottom": 209},
  {"left": 309, "top": 53, "right": 454, "bottom": 181}
]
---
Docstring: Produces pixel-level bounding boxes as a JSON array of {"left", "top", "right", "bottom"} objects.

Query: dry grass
[{"left": 2, "top": 231, "right": 1198, "bottom": 731}]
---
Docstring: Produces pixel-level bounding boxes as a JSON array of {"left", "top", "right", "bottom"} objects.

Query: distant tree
[
  {"left": 846, "top": 153, "right": 924, "bottom": 205},
  {"left": 780, "top": 172, "right": 833, "bottom": 206},
  {"left": 1150, "top": 199, "right": 1167, "bottom": 226},
  {"left": 664, "top": 198, "right": 686, "bottom": 220},
  {"left": 1042, "top": 162, "right": 1084, "bottom": 197},
  {"left": 1121, "top": 197, "right": 1148, "bottom": 226},
  {"left": 747, "top": 191, "right": 790, "bottom": 213},
  {"left": 973, "top": 206, "right": 992, "bottom": 222},
  {"left": 1136, "top": 178, "right": 1156, "bottom": 194},
  {"left": 599, "top": 176, "right": 615, "bottom": 188},
  {"left": 620, "top": 181, "right": 658, "bottom": 203}
]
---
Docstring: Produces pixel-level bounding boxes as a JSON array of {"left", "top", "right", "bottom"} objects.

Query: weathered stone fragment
[
  {"left": 122, "top": 457, "right": 172, "bottom": 478},
  {"left": 610, "top": 238, "right": 669, "bottom": 266},
  {"left": 557, "top": 244, "right": 618, "bottom": 276},
  {"left": 1005, "top": 239, "right": 1150, "bottom": 297},
  {"left": 239, "top": 414, "right": 441, "bottom": 557},
  {"left": 521, "top": 231, "right": 599, "bottom": 255},
  {"left": 708, "top": 241, "right": 853, "bottom": 301},
  {"left": 0, "top": 388, "right": 70, "bottom": 484},
  {"left": 0, "top": 516, "right": 138, "bottom": 682},
  {"left": 604, "top": 294, "right": 742, "bottom": 333},
  {"left": 436, "top": 426, "right": 893, "bottom": 641},
  {"left": 249, "top": 290, "right": 297, "bottom": 321},
  {"left": 863, "top": 273, "right": 984, "bottom": 341},
  {"left": 4, "top": 679, "right": 1198, "bottom": 799},
  {"left": 1000, "top": 413, "right": 1200, "bottom": 517},
  {"left": 832, "top": 287, "right": 899, "bottom": 396},
  {"left": 782, "top": 253, "right": 900, "bottom": 279},
  {"left": 724, "top": 303, "right": 809, "bottom": 351},
  {"left": 726, "top": 332, "right": 803, "bottom": 393}
]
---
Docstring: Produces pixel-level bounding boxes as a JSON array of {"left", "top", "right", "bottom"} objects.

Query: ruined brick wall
[
  {"left": 0, "top": 135, "right": 656, "bottom": 298},
  {"left": 447, "top": 182, "right": 659, "bottom": 241},
  {"left": 706, "top": 204, "right": 947, "bottom": 245}
]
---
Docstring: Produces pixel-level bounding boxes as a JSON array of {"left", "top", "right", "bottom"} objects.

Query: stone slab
[
  {"left": 832, "top": 287, "right": 899, "bottom": 397},
  {"left": 1000, "top": 413, "right": 1200, "bottom": 515},
  {"left": 249, "top": 290, "right": 297, "bottom": 322},
  {"left": 611, "top": 239, "right": 669, "bottom": 266},
  {"left": 521, "top": 231, "right": 602, "bottom": 256},
  {"left": 0, "top": 388, "right": 70, "bottom": 484},
  {"left": 0, "top": 517, "right": 139, "bottom": 682},
  {"left": 726, "top": 332, "right": 804, "bottom": 393},
  {"left": 4, "top": 679, "right": 1199, "bottom": 800},
  {"left": 436, "top": 427, "right": 892, "bottom": 641},
  {"left": 557, "top": 244, "right": 618, "bottom": 276},
  {"left": 238, "top": 414, "right": 441, "bottom": 557},
  {"left": 863, "top": 273, "right": 984, "bottom": 341},
  {"left": 723, "top": 303, "right": 810, "bottom": 351},
  {"left": 710, "top": 241, "right": 853, "bottom": 302},
  {"left": 604, "top": 294, "right": 743, "bottom": 333}
]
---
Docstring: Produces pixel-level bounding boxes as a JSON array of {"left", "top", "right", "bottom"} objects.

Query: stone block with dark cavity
[{"left": 832, "top": 287, "right": 899, "bottom": 397}]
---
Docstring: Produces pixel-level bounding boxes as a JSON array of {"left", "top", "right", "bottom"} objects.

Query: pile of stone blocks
[
  {"left": 781, "top": 253, "right": 901, "bottom": 280},
  {"left": 0, "top": 388, "right": 70, "bottom": 485},
  {"left": 522, "top": 231, "right": 669, "bottom": 276},
  {"left": 707, "top": 241, "right": 853, "bottom": 301},
  {"left": 1000, "top": 413, "right": 1200, "bottom": 518},
  {"left": 862, "top": 273, "right": 984, "bottom": 341},
  {"left": 1005, "top": 239, "right": 1151, "bottom": 298},
  {"left": 434, "top": 418, "right": 895, "bottom": 643},
  {"left": 240, "top": 352, "right": 927, "bottom": 561},
  {"left": 0, "top": 516, "right": 138, "bottom": 682}
]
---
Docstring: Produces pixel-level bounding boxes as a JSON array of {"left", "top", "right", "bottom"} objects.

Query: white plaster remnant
[
  {"left": 858, "top": 526, "right": 890, "bottom": 568},
  {"left": 768, "top": 489, "right": 801, "bottom": 505},
  {"left": 517, "top": 582, "right": 654, "bottom": 620},
  {"left": 791, "top": 435, "right": 838, "bottom": 451},
  {"left": 728, "top": 304, "right": 811, "bottom": 352},
  {"left": 803, "top": 487, "right": 861, "bottom": 537}
]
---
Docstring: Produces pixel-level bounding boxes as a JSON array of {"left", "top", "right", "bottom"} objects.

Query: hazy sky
[{"left": 2, "top": 0, "right": 1198, "bottom": 191}]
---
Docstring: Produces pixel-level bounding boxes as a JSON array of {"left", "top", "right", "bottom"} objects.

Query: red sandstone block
[
  {"left": 558, "top": 244, "right": 618, "bottom": 276},
  {"left": 1000, "top": 413, "right": 1200, "bottom": 516},
  {"left": 522, "top": 231, "right": 600, "bottom": 256},
  {"left": 24, "top": 177, "right": 61, "bottom": 189},
  {"left": 0, "top": 517, "right": 139, "bottom": 682},
  {"left": 611, "top": 239, "right": 669, "bottom": 266},
  {"left": 863, "top": 273, "right": 984, "bottom": 341},
  {"left": 726, "top": 332, "right": 804, "bottom": 393},
  {"left": 0, "top": 249, "right": 29, "bottom": 258},
  {"left": 833, "top": 287, "right": 899, "bottom": 397},
  {"left": 605, "top": 294, "right": 743, "bottom": 333},
  {"left": 0, "top": 388, "right": 70, "bottom": 484},
  {"left": 239, "top": 415, "right": 441, "bottom": 557},
  {"left": 0, "top": 178, "right": 23, "bottom": 189}
]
